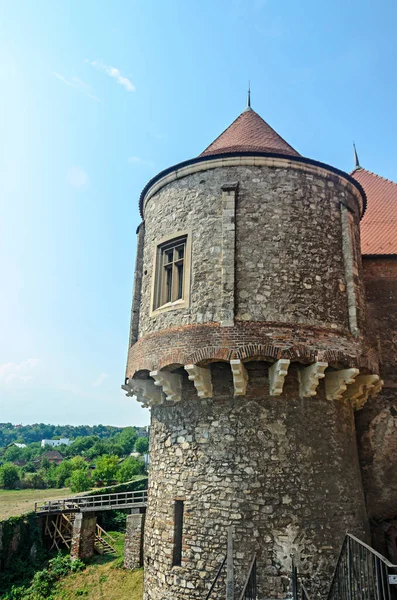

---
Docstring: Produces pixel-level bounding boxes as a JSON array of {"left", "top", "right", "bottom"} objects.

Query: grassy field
[
  {"left": 0, "top": 487, "right": 72, "bottom": 519},
  {"left": 54, "top": 533, "right": 143, "bottom": 600}
]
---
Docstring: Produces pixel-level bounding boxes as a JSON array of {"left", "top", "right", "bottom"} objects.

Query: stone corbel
[
  {"left": 150, "top": 370, "right": 182, "bottom": 403},
  {"left": 343, "top": 374, "right": 381, "bottom": 410},
  {"left": 230, "top": 359, "right": 248, "bottom": 396},
  {"left": 298, "top": 362, "right": 328, "bottom": 397},
  {"left": 184, "top": 364, "right": 213, "bottom": 398},
  {"left": 121, "top": 378, "right": 162, "bottom": 407},
  {"left": 269, "top": 359, "right": 290, "bottom": 396},
  {"left": 325, "top": 368, "right": 359, "bottom": 401}
]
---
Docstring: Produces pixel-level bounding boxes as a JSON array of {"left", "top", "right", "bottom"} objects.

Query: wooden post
[{"left": 226, "top": 526, "right": 234, "bottom": 600}]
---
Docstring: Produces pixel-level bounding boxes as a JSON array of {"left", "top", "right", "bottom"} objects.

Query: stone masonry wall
[
  {"left": 138, "top": 165, "right": 363, "bottom": 339},
  {"left": 124, "top": 512, "right": 145, "bottom": 570},
  {"left": 143, "top": 363, "right": 369, "bottom": 600},
  {"left": 356, "top": 258, "right": 397, "bottom": 520},
  {"left": 70, "top": 513, "right": 97, "bottom": 561}
]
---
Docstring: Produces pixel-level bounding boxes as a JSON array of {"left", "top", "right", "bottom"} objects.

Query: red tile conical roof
[
  {"left": 352, "top": 167, "right": 397, "bottom": 255},
  {"left": 200, "top": 108, "right": 300, "bottom": 158}
]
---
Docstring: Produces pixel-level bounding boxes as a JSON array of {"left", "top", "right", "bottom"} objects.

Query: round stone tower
[{"left": 124, "top": 101, "right": 382, "bottom": 599}]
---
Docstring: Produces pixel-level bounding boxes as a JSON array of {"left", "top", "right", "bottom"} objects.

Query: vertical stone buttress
[
  {"left": 125, "top": 157, "right": 380, "bottom": 600},
  {"left": 70, "top": 513, "right": 97, "bottom": 561},
  {"left": 124, "top": 512, "right": 145, "bottom": 570}
]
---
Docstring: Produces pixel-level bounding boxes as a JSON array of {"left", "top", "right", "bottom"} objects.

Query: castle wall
[
  {"left": 356, "top": 257, "right": 397, "bottom": 520},
  {"left": 138, "top": 165, "right": 363, "bottom": 339},
  {"left": 144, "top": 363, "right": 368, "bottom": 600}
]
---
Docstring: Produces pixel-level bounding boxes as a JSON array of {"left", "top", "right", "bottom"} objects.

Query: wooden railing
[{"left": 35, "top": 489, "right": 148, "bottom": 514}]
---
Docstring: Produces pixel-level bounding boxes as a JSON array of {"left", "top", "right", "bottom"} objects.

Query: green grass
[
  {"left": 0, "top": 488, "right": 73, "bottom": 519},
  {"left": 54, "top": 533, "right": 143, "bottom": 600}
]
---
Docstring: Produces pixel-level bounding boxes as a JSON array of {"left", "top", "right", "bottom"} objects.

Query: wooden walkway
[{"left": 35, "top": 489, "right": 148, "bottom": 514}]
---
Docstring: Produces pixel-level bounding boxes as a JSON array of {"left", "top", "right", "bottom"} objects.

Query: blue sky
[{"left": 1, "top": 0, "right": 396, "bottom": 426}]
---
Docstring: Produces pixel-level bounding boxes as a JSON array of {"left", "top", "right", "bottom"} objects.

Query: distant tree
[
  {"left": 69, "top": 456, "right": 89, "bottom": 471},
  {"left": 55, "top": 460, "right": 74, "bottom": 488},
  {"left": 3, "top": 445, "right": 22, "bottom": 462},
  {"left": 24, "top": 472, "right": 45, "bottom": 489},
  {"left": 41, "top": 456, "right": 51, "bottom": 470},
  {"left": 94, "top": 455, "right": 119, "bottom": 485},
  {"left": 117, "top": 456, "right": 145, "bottom": 483},
  {"left": 68, "top": 469, "right": 92, "bottom": 493},
  {"left": 0, "top": 463, "right": 20, "bottom": 489},
  {"left": 135, "top": 437, "right": 149, "bottom": 455},
  {"left": 117, "top": 427, "right": 138, "bottom": 454}
]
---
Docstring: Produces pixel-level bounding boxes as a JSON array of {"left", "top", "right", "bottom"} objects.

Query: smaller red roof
[
  {"left": 352, "top": 168, "right": 397, "bottom": 255},
  {"left": 200, "top": 108, "right": 300, "bottom": 158}
]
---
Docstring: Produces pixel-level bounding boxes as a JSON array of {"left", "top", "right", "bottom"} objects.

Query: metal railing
[
  {"left": 35, "top": 489, "right": 148, "bottom": 514},
  {"left": 327, "top": 533, "right": 397, "bottom": 600},
  {"left": 239, "top": 555, "right": 257, "bottom": 600},
  {"left": 205, "top": 555, "right": 227, "bottom": 600},
  {"left": 292, "top": 554, "right": 312, "bottom": 600}
]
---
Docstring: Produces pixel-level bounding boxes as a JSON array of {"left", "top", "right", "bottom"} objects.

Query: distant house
[
  {"left": 40, "top": 438, "right": 71, "bottom": 448},
  {"left": 136, "top": 426, "right": 150, "bottom": 438},
  {"left": 35, "top": 450, "right": 64, "bottom": 465},
  {"left": 12, "top": 443, "right": 27, "bottom": 448}
]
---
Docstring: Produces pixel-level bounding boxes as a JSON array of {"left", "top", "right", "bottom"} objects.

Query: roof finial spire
[
  {"left": 353, "top": 142, "right": 361, "bottom": 169},
  {"left": 245, "top": 81, "right": 252, "bottom": 111}
]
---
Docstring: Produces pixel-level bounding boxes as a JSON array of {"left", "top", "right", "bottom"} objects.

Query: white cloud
[
  {"left": 86, "top": 60, "right": 135, "bottom": 92},
  {"left": 53, "top": 72, "right": 100, "bottom": 102},
  {"left": 0, "top": 359, "right": 40, "bottom": 385},
  {"left": 128, "top": 156, "right": 154, "bottom": 169},
  {"left": 67, "top": 166, "right": 89, "bottom": 188},
  {"left": 92, "top": 373, "right": 109, "bottom": 387}
]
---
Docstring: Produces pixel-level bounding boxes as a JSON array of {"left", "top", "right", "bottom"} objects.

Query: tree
[
  {"left": 55, "top": 460, "right": 74, "bottom": 488},
  {"left": 0, "top": 462, "right": 20, "bottom": 489},
  {"left": 117, "top": 456, "right": 145, "bottom": 483},
  {"left": 94, "top": 455, "right": 119, "bottom": 485},
  {"left": 135, "top": 437, "right": 149, "bottom": 455},
  {"left": 69, "top": 456, "right": 89, "bottom": 471},
  {"left": 68, "top": 469, "right": 92, "bottom": 493}
]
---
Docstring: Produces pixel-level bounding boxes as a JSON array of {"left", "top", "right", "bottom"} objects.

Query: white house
[{"left": 40, "top": 438, "right": 72, "bottom": 448}]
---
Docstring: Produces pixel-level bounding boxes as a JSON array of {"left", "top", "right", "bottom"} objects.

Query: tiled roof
[
  {"left": 352, "top": 168, "right": 397, "bottom": 255},
  {"left": 200, "top": 108, "right": 300, "bottom": 158}
]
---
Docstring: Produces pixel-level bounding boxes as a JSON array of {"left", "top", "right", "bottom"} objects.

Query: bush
[
  {"left": 68, "top": 469, "right": 92, "bottom": 493},
  {"left": 93, "top": 455, "right": 119, "bottom": 485},
  {"left": 117, "top": 456, "right": 145, "bottom": 483},
  {"left": 134, "top": 437, "right": 149, "bottom": 454},
  {"left": 0, "top": 463, "right": 20, "bottom": 489}
]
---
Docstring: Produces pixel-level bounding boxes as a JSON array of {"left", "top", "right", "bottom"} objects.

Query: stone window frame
[{"left": 150, "top": 230, "right": 192, "bottom": 316}]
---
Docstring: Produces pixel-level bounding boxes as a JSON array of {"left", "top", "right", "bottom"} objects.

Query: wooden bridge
[{"left": 35, "top": 489, "right": 148, "bottom": 515}]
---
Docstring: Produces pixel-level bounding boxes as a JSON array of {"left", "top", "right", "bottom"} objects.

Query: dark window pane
[
  {"left": 177, "top": 264, "right": 184, "bottom": 299},
  {"left": 173, "top": 500, "right": 184, "bottom": 566},
  {"left": 166, "top": 266, "right": 172, "bottom": 303},
  {"left": 164, "top": 249, "right": 174, "bottom": 265},
  {"left": 176, "top": 245, "right": 184, "bottom": 260}
]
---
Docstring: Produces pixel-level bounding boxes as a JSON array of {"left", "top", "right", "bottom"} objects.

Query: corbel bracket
[
  {"left": 298, "top": 362, "right": 328, "bottom": 397},
  {"left": 184, "top": 364, "right": 213, "bottom": 398},
  {"left": 150, "top": 370, "right": 182, "bottom": 403},
  {"left": 269, "top": 359, "right": 290, "bottom": 396},
  {"left": 325, "top": 368, "right": 359, "bottom": 401},
  {"left": 121, "top": 378, "right": 162, "bottom": 407},
  {"left": 230, "top": 359, "right": 248, "bottom": 396}
]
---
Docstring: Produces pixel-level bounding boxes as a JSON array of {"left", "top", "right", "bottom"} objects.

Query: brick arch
[
  {"left": 185, "top": 346, "right": 232, "bottom": 366},
  {"left": 319, "top": 350, "right": 358, "bottom": 369},
  {"left": 280, "top": 345, "right": 317, "bottom": 363},
  {"left": 232, "top": 343, "right": 282, "bottom": 361}
]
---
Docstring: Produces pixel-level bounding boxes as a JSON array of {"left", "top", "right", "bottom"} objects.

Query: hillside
[{"left": 54, "top": 562, "right": 143, "bottom": 600}]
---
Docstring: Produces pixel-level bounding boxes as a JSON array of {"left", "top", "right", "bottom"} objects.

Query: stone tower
[{"left": 124, "top": 101, "right": 382, "bottom": 599}]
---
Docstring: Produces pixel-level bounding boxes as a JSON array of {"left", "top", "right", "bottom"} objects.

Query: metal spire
[
  {"left": 353, "top": 142, "right": 361, "bottom": 169},
  {"left": 245, "top": 81, "right": 252, "bottom": 111}
]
